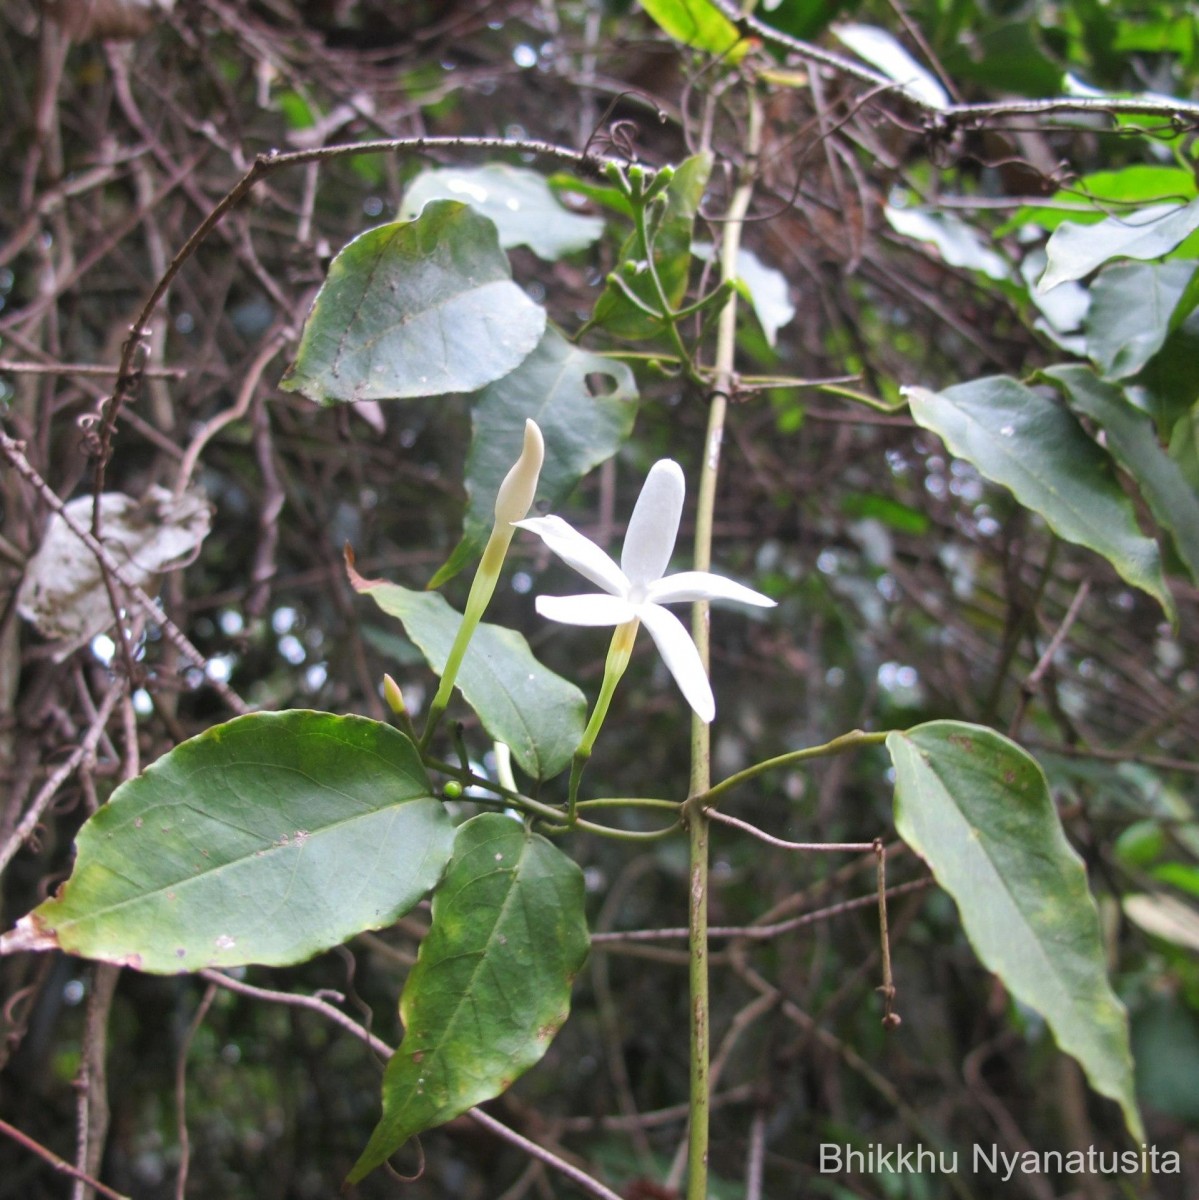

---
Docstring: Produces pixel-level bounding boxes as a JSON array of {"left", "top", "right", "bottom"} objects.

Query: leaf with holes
[
  {"left": 429, "top": 325, "right": 637, "bottom": 587},
  {"left": 1, "top": 712, "right": 453, "bottom": 973},
  {"left": 888, "top": 721, "right": 1142, "bottom": 1142},
  {"left": 348, "top": 813, "right": 589, "bottom": 1182}
]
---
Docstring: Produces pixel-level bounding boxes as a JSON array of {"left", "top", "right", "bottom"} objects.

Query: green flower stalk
[
  {"left": 381, "top": 671, "right": 419, "bottom": 742},
  {"left": 420, "top": 419, "right": 544, "bottom": 747},
  {"left": 566, "top": 617, "right": 639, "bottom": 823}
]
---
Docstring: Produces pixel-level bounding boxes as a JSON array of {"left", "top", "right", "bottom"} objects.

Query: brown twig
[
  {"left": 590, "top": 878, "right": 932, "bottom": 944},
  {"left": 0, "top": 675, "right": 125, "bottom": 875},
  {"left": 704, "top": 806, "right": 877, "bottom": 852},
  {"left": 0, "top": 1117, "right": 132, "bottom": 1200},
  {"left": 174, "top": 983, "right": 218, "bottom": 1200},
  {"left": 198, "top": 970, "right": 625, "bottom": 1200}
]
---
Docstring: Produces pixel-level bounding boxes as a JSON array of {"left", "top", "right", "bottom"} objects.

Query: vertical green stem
[
  {"left": 420, "top": 527, "right": 510, "bottom": 749},
  {"left": 684, "top": 90, "right": 762, "bottom": 1200}
]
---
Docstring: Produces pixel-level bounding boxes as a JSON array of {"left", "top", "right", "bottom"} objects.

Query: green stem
[
  {"left": 698, "top": 729, "right": 891, "bottom": 809},
  {"left": 420, "top": 525, "right": 511, "bottom": 749},
  {"left": 632, "top": 201, "right": 704, "bottom": 384},
  {"left": 683, "top": 88, "right": 763, "bottom": 1200},
  {"left": 568, "top": 619, "right": 639, "bottom": 825}
]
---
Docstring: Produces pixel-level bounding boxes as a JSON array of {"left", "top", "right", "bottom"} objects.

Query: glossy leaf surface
[
  {"left": 348, "top": 814, "right": 589, "bottom": 1181},
  {"left": 1046, "top": 364, "right": 1199, "bottom": 584},
  {"left": 1083, "top": 260, "right": 1194, "bottom": 379},
  {"left": 1038, "top": 199, "right": 1199, "bottom": 292},
  {"left": 349, "top": 565, "right": 586, "bottom": 780},
  {"left": 7, "top": 713, "right": 452, "bottom": 973},
  {"left": 280, "top": 200, "right": 545, "bottom": 402},
  {"left": 905, "top": 376, "right": 1174, "bottom": 621},
  {"left": 430, "top": 326, "right": 637, "bottom": 584},
  {"left": 640, "top": 0, "right": 747, "bottom": 61},
  {"left": 888, "top": 721, "right": 1143, "bottom": 1142},
  {"left": 400, "top": 164, "right": 604, "bottom": 260}
]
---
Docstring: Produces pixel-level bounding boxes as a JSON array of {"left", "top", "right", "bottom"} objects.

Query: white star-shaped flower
[{"left": 515, "top": 459, "right": 776, "bottom": 722}]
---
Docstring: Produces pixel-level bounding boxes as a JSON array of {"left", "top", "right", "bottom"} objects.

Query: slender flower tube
[
  {"left": 421, "top": 420, "right": 544, "bottom": 747},
  {"left": 516, "top": 458, "right": 775, "bottom": 724}
]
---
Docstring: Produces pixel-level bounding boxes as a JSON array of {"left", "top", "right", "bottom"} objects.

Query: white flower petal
[
  {"left": 514, "top": 515, "right": 629, "bottom": 595},
  {"left": 536, "top": 593, "right": 636, "bottom": 626},
  {"left": 648, "top": 570, "right": 777, "bottom": 608},
  {"left": 621, "top": 459, "right": 684, "bottom": 588},
  {"left": 637, "top": 603, "right": 715, "bottom": 723}
]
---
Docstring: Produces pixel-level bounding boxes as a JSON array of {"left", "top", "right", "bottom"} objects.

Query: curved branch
[
  {"left": 200, "top": 970, "right": 625, "bottom": 1200},
  {"left": 714, "top": 0, "right": 1199, "bottom": 125}
]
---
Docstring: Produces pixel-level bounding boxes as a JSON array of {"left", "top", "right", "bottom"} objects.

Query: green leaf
[
  {"left": 1003, "top": 166, "right": 1199, "bottom": 237},
  {"left": 938, "top": 21, "right": 1062, "bottom": 97},
  {"left": 887, "top": 721, "right": 1143, "bottom": 1142},
  {"left": 435, "top": 326, "right": 637, "bottom": 581},
  {"left": 348, "top": 813, "right": 589, "bottom": 1182},
  {"left": 1123, "top": 893, "right": 1199, "bottom": 953},
  {"left": 695, "top": 243, "right": 797, "bottom": 346},
  {"left": 1132, "top": 997, "right": 1199, "bottom": 1123},
  {"left": 590, "top": 152, "right": 712, "bottom": 340},
  {"left": 841, "top": 492, "right": 930, "bottom": 535},
  {"left": 1169, "top": 404, "right": 1199, "bottom": 490},
  {"left": 1045, "top": 365, "right": 1199, "bottom": 584},
  {"left": 280, "top": 200, "right": 545, "bottom": 403},
  {"left": 905, "top": 377, "right": 1175, "bottom": 622},
  {"left": 639, "top": 0, "right": 747, "bottom": 62},
  {"left": 6, "top": 713, "right": 452, "bottom": 973},
  {"left": 348, "top": 565, "right": 586, "bottom": 779},
  {"left": 1038, "top": 199, "right": 1199, "bottom": 292},
  {"left": 1083, "top": 260, "right": 1194, "bottom": 379},
  {"left": 547, "top": 171, "right": 634, "bottom": 220},
  {"left": 885, "top": 206, "right": 1010, "bottom": 280},
  {"left": 400, "top": 164, "right": 604, "bottom": 260}
]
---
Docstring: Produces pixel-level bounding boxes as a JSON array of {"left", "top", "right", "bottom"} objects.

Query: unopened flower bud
[
  {"left": 493, "top": 419, "right": 544, "bottom": 525},
  {"left": 382, "top": 673, "right": 407, "bottom": 716}
]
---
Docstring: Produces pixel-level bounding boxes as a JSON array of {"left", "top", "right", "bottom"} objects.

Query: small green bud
[
  {"left": 443, "top": 780, "right": 464, "bottom": 800},
  {"left": 382, "top": 673, "right": 407, "bottom": 716},
  {"left": 642, "top": 165, "right": 675, "bottom": 201}
]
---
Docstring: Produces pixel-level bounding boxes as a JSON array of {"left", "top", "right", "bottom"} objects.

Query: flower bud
[
  {"left": 382, "top": 673, "right": 407, "bottom": 716},
  {"left": 493, "top": 419, "right": 545, "bottom": 525}
]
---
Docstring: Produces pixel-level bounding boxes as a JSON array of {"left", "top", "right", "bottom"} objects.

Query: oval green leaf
[
  {"left": 9, "top": 712, "right": 453, "bottom": 973},
  {"left": 1045, "top": 364, "right": 1199, "bottom": 585},
  {"left": 904, "top": 376, "right": 1175, "bottom": 622},
  {"left": 1038, "top": 199, "right": 1199, "bottom": 293},
  {"left": 1083, "top": 260, "right": 1195, "bottom": 380},
  {"left": 348, "top": 813, "right": 589, "bottom": 1182},
  {"left": 640, "top": 0, "right": 747, "bottom": 62},
  {"left": 400, "top": 164, "right": 604, "bottom": 260},
  {"left": 348, "top": 563, "right": 586, "bottom": 780},
  {"left": 280, "top": 200, "right": 545, "bottom": 403},
  {"left": 887, "top": 721, "right": 1142, "bottom": 1142}
]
